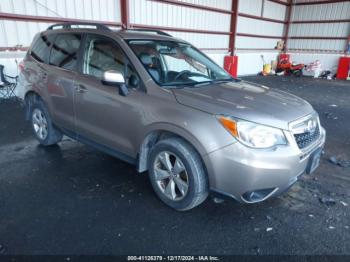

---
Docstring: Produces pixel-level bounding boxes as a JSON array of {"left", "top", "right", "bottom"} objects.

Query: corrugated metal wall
[
  {"left": 288, "top": 0, "right": 350, "bottom": 52},
  {"left": 287, "top": 0, "right": 350, "bottom": 72},
  {"left": 0, "top": 0, "right": 233, "bottom": 49},
  {"left": 128, "top": 0, "right": 232, "bottom": 65},
  {"left": 0, "top": 0, "right": 287, "bottom": 77},
  {"left": 0, "top": 0, "right": 121, "bottom": 47},
  {"left": 236, "top": 0, "right": 287, "bottom": 75},
  {"left": 237, "top": 0, "right": 286, "bottom": 49},
  {"left": 0, "top": 0, "right": 232, "bottom": 75}
]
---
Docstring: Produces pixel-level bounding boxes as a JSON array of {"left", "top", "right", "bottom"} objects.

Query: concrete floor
[{"left": 0, "top": 76, "right": 349, "bottom": 255}]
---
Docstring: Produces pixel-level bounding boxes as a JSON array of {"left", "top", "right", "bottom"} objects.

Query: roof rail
[
  {"left": 47, "top": 22, "right": 111, "bottom": 31},
  {"left": 124, "top": 29, "right": 172, "bottom": 37}
]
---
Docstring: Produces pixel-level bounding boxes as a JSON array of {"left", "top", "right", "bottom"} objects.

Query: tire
[
  {"left": 30, "top": 98, "right": 63, "bottom": 146},
  {"left": 148, "top": 137, "right": 209, "bottom": 211}
]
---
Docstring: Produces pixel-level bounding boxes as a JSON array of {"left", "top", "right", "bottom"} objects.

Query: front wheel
[{"left": 148, "top": 137, "right": 209, "bottom": 211}]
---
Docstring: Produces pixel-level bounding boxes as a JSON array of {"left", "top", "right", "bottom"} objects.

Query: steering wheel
[
  {"left": 173, "top": 70, "right": 191, "bottom": 81},
  {"left": 173, "top": 70, "right": 209, "bottom": 81}
]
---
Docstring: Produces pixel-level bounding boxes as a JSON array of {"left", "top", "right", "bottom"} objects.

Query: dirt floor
[{"left": 0, "top": 75, "right": 349, "bottom": 255}]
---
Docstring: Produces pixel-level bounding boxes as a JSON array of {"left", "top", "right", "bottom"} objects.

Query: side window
[
  {"left": 49, "top": 34, "right": 81, "bottom": 70},
  {"left": 30, "top": 33, "right": 55, "bottom": 63},
  {"left": 83, "top": 35, "right": 139, "bottom": 87}
]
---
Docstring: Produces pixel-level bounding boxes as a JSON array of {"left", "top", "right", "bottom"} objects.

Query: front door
[{"left": 74, "top": 34, "right": 144, "bottom": 158}]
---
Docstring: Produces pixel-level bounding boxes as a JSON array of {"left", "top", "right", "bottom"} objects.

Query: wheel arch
[
  {"left": 137, "top": 124, "right": 208, "bottom": 173},
  {"left": 24, "top": 90, "right": 42, "bottom": 120}
]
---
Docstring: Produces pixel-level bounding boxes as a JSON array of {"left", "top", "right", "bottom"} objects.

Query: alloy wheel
[
  {"left": 32, "top": 108, "right": 48, "bottom": 140},
  {"left": 153, "top": 151, "right": 189, "bottom": 201}
]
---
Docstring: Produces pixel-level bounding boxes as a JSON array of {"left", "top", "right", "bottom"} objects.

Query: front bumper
[{"left": 204, "top": 126, "right": 326, "bottom": 203}]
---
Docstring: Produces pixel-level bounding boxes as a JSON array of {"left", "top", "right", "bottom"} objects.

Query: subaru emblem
[{"left": 306, "top": 119, "right": 317, "bottom": 132}]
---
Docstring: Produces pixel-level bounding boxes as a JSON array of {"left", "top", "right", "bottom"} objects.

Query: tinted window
[
  {"left": 49, "top": 34, "right": 81, "bottom": 70},
  {"left": 31, "top": 34, "right": 55, "bottom": 63},
  {"left": 83, "top": 35, "right": 139, "bottom": 87},
  {"left": 83, "top": 37, "right": 125, "bottom": 78}
]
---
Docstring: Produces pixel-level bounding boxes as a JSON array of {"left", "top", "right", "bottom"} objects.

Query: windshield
[{"left": 127, "top": 40, "right": 233, "bottom": 87}]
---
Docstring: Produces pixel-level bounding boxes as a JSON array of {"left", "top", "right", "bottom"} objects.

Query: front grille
[{"left": 294, "top": 124, "right": 320, "bottom": 149}]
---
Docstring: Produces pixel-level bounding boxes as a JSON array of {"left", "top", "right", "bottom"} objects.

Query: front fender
[{"left": 142, "top": 122, "right": 210, "bottom": 157}]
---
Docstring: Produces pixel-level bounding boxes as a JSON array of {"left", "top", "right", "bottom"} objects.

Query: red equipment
[
  {"left": 277, "top": 53, "right": 304, "bottom": 76},
  {"left": 336, "top": 57, "right": 350, "bottom": 80},
  {"left": 279, "top": 54, "right": 290, "bottom": 64},
  {"left": 224, "top": 55, "right": 238, "bottom": 78}
]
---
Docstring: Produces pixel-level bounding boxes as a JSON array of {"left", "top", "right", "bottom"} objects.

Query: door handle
[
  {"left": 75, "top": 84, "right": 87, "bottom": 93},
  {"left": 41, "top": 72, "right": 48, "bottom": 80}
]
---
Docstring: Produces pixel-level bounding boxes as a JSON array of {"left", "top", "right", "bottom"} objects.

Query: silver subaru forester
[{"left": 18, "top": 23, "right": 326, "bottom": 210}]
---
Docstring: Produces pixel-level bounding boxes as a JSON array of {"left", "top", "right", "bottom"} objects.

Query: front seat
[{"left": 139, "top": 53, "right": 161, "bottom": 82}]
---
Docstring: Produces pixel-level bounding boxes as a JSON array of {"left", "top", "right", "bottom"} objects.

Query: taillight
[{"left": 18, "top": 60, "right": 24, "bottom": 72}]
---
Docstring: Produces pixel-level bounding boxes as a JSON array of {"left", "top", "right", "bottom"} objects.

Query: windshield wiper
[
  {"left": 190, "top": 79, "right": 234, "bottom": 87},
  {"left": 163, "top": 82, "right": 197, "bottom": 88},
  {"left": 191, "top": 81, "right": 214, "bottom": 87},
  {"left": 212, "top": 78, "right": 234, "bottom": 83},
  {"left": 162, "top": 78, "right": 235, "bottom": 89}
]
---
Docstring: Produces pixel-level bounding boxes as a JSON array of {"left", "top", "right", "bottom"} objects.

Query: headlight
[{"left": 217, "top": 115, "right": 287, "bottom": 148}]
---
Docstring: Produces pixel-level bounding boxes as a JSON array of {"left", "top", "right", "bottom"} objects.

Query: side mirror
[{"left": 102, "top": 70, "right": 129, "bottom": 96}]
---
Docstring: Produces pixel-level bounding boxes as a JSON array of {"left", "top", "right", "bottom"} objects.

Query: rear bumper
[{"left": 204, "top": 126, "right": 326, "bottom": 203}]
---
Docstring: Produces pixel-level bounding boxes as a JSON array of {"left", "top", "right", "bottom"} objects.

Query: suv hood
[{"left": 172, "top": 80, "right": 314, "bottom": 130}]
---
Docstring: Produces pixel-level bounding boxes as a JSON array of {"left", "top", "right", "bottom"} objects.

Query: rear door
[
  {"left": 21, "top": 33, "right": 55, "bottom": 101},
  {"left": 46, "top": 33, "right": 82, "bottom": 131},
  {"left": 74, "top": 34, "right": 144, "bottom": 157}
]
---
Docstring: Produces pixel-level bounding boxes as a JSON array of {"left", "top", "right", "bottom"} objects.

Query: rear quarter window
[{"left": 30, "top": 33, "right": 55, "bottom": 63}]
